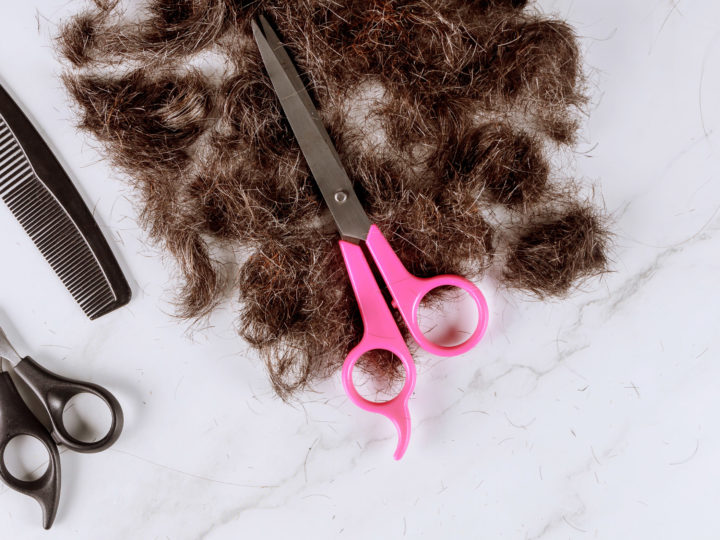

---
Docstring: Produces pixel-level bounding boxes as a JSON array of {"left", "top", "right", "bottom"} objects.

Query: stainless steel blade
[
  {"left": 251, "top": 14, "right": 371, "bottom": 242},
  {"left": 0, "top": 327, "right": 22, "bottom": 366}
]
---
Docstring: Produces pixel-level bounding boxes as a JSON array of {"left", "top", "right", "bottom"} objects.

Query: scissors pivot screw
[{"left": 334, "top": 190, "right": 348, "bottom": 204}]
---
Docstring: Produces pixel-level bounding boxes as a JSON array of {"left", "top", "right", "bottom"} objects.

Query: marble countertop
[{"left": 0, "top": 0, "right": 719, "bottom": 538}]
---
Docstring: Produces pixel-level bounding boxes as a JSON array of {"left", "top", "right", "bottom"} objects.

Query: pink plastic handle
[
  {"left": 339, "top": 239, "right": 416, "bottom": 460},
  {"left": 365, "top": 225, "right": 489, "bottom": 356}
]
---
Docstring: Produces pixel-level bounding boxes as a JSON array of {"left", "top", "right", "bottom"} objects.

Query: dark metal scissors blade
[{"left": 251, "top": 14, "right": 371, "bottom": 242}]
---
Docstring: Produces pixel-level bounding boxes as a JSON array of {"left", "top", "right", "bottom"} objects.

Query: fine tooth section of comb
[{"left": 0, "top": 115, "right": 118, "bottom": 319}]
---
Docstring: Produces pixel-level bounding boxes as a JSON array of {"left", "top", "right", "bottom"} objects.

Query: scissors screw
[{"left": 334, "top": 190, "right": 348, "bottom": 204}]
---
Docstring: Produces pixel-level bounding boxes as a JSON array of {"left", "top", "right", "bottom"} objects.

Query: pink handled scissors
[{"left": 252, "top": 15, "right": 489, "bottom": 459}]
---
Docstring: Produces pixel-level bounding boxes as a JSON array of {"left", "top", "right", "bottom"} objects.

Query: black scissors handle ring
[{"left": 13, "top": 357, "right": 124, "bottom": 453}]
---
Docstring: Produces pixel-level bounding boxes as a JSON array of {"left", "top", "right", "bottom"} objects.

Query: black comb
[{"left": 0, "top": 83, "right": 131, "bottom": 319}]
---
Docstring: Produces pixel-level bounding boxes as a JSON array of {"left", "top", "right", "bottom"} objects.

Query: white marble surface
[{"left": 0, "top": 0, "right": 719, "bottom": 538}]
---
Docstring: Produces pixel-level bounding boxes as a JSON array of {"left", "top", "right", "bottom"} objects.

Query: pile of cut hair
[{"left": 57, "top": 0, "right": 610, "bottom": 399}]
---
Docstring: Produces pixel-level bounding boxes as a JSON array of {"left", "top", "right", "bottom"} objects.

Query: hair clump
[
  {"left": 57, "top": 0, "right": 610, "bottom": 399},
  {"left": 504, "top": 205, "right": 609, "bottom": 297}
]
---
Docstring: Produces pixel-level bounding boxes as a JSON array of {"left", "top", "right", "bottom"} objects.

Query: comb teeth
[{"left": 0, "top": 116, "right": 118, "bottom": 319}]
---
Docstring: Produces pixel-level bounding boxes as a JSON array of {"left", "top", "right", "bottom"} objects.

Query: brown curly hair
[{"left": 57, "top": 0, "right": 609, "bottom": 399}]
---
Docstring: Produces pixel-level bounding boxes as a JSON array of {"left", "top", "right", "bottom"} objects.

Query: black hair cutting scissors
[{"left": 0, "top": 326, "right": 123, "bottom": 528}]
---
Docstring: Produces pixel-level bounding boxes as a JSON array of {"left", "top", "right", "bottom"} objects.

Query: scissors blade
[
  {"left": 0, "top": 326, "right": 21, "bottom": 366},
  {"left": 251, "top": 15, "right": 371, "bottom": 242}
]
